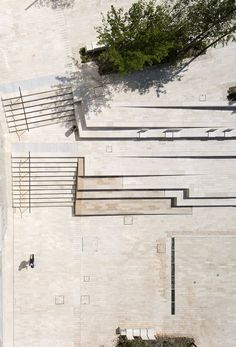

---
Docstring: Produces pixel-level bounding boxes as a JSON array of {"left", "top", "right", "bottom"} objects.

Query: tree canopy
[{"left": 96, "top": 0, "right": 236, "bottom": 74}]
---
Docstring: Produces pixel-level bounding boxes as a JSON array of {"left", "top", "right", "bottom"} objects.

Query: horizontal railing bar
[
  {"left": 12, "top": 157, "right": 78, "bottom": 160},
  {"left": 13, "top": 190, "right": 75, "bottom": 197},
  {"left": 12, "top": 158, "right": 79, "bottom": 160},
  {"left": 13, "top": 200, "right": 74, "bottom": 203},
  {"left": 12, "top": 168, "right": 76, "bottom": 170},
  {"left": 2, "top": 96, "right": 21, "bottom": 103},
  {"left": 12, "top": 188, "right": 75, "bottom": 195},
  {"left": 13, "top": 204, "right": 73, "bottom": 207},
  {"left": 13, "top": 166, "right": 76, "bottom": 168},
  {"left": 8, "top": 116, "right": 74, "bottom": 130},
  {"left": 9, "top": 117, "right": 74, "bottom": 132},
  {"left": 12, "top": 171, "right": 76, "bottom": 174},
  {"left": 13, "top": 165, "right": 77, "bottom": 168},
  {"left": 17, "top": 112, "right": 74, "bottom": 126},
  {"left": 7, "top": 110, "right": 74, "bottom": 124},
  {"left": 2, "top": 87, "right": 72, "bottom": 101},
  {"left": 6, "top": 104, "right": 74, "bottom": 119},
  {"left": 13, "top": 184, "right": 75, "bottom": 187},
  {"left": 5, "top": 102, "right": 74, "bottom": 116},
  {"left": 13, "top": 173, "right": 76, "bottom": 176},
  {"left": 12, "top": 173, "right": 76, "bottom": 176},
  {"left": 8, "top": 111, "right": 74, "bottom": 127},
  {"left": 3, "top": 91, "right": 73, "bottom": 106},
  {"left": 14, "top": 196, "right": 73, "bottom": 202},
  {"left": 14, "top": 178, "right": 75, "bottom": 181},
  {"left": 13, "top": 181, "right": 76, "bottom": 183},
  {"left": 13, "top": 206, "right": 73, "bottom": 208},
  {"left": 13, "top": 158, "right": 77, "bottom": 160},
  {"left": 9, "top": 128, "right": 27, "bottom": 133},
  {"left": 5, "top": 97, "right": 74, "bottom": 114},
  {"left": 12, "top": 162, "right": 77, "bottom": 165},
  {"left": 12, "top": 163, "right": 78, "bottom": 165},
  {"left": 6, "top": 103, "right": 74, "bottom": 118},
  {"left": 12, "top": 167, "right": 77, "bottom": 170}
]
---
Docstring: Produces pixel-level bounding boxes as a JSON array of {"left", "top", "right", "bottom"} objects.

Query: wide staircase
[
  {"left": 12, "top": 155, "right": 78, "bottom": 212},
  {"left": 74, "top": 158, "right": 192, "bottom": 216},
  {"left": 74, "top": 158, "right": 236, "bottom": 216},
  {"left": 2, "top": 87, "right": 75, "bottom": 135}
]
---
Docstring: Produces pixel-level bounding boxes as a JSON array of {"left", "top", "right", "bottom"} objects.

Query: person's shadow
[{"left": 18, "top": 260, "right": 29, "bottom": 271}]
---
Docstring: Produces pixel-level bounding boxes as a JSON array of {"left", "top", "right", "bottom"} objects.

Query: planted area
[
  {"left": 81, "top": 0, "right": 236, "bottom": 74},
  {"left": 117, "top": 336, "right": 196, "bottom": 347}
]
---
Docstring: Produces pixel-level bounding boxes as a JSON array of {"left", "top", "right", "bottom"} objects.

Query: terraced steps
[
  {"left": 74, "top": 158, "right": 236, "bottom": 216},
  {"left": 3, "top": 87, "right": 75, "bottom": 133},
  {"left": 74, "top": 158, "right": 192, "bottom": 216},
  {"left": 12, "top": 155, "right": 78, "bottom": 211}
]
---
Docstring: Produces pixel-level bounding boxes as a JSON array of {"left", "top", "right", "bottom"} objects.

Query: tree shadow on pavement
[
  {"left": 55, "top": 62, "right": 113, "bottom": 121},
  {"left": 54, "top": 60, "right": 188, "bottom": 122},
  {"left": 105, "top": 61, "right": 188, "bottom": 98}
]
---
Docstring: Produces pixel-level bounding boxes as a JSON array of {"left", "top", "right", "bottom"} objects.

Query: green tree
[{"left": 96, "top": 0, "right": 236, "bottom": 74}]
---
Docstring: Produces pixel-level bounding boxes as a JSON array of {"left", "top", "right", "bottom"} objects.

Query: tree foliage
[{"left": 96, "top": 0, "right": 236, "bottom": 74}]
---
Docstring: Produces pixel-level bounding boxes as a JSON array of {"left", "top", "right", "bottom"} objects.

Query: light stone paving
[
  {"left": 1, "top": 0, "right": 236, "bottom": 347},
  {"left": 9, "top": 204, "right": 236, "bottom": 347},
  {"left": 168, "top": 236, "right": 236, "bottom": 347},
  {"left": 0, "top": 2, "right": 72, "bottom": 84}
]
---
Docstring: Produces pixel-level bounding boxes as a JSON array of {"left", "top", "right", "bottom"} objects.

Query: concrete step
[
  {"left": 75, "top": 198, "right": 192, "bottom": 216},
  {"left": 76, "top": 189, "right": 165, "bottom": 199},
  {"left": 77, "top": 176, "right": 123, "bottom": 190}
]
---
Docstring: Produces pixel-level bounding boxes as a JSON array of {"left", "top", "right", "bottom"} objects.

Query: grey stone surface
[{"left": 0, "top": 0, "right": 236, "bottom": 346}]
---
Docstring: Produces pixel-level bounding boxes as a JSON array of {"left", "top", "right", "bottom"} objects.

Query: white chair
[
  {"left": 147, "top": 328, "right": 156, "bottom": 340},
  {"left": 140, "top": 328, "right": 149, "bottom": 340},
  {"left": 126, "top": 329, "right": 134, "bottom": 340}
]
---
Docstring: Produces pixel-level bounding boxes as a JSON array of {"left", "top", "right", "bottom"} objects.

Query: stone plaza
[{"left": 0, "top": 1, "right": 236, "bottom": 347}]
